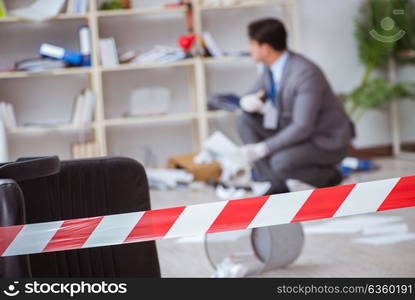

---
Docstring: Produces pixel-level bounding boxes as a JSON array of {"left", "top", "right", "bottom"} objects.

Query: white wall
[
  {"left": 297, "top": 0, "right": 415, "bottom": 148},
  {"left": 397, "top": 65, "right": 415, "bottom": 143}
]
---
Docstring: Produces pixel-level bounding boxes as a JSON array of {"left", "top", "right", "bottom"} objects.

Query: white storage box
[{"left": 128, "top": 86, "right": 171, "bottom": 116}]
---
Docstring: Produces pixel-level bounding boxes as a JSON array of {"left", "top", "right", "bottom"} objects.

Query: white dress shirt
[{"left": 269, "top": 51, "right": 290, "bottom": 89}]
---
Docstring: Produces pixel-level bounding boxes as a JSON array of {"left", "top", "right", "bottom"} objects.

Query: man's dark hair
[{"left": 248, "top": 18, "right": 287, "bottom": 51}]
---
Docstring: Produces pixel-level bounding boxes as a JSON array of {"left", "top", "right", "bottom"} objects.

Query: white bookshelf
[
  {"left": 0, "top": 13, "right": 89, "bottom": 23},
  {"left": 9, "top": 123, "right": 94, "bottom": 135},
  {"left": 0, "top": 0, "right": 299, "bottom": 166},
  {"left": 100, "top": 58, "right": 195, "bottom": 72},
  {"left": 0, "top": 67, "right": 91, "bottom": 79},
  {"left": 96, "top": 6, "right": 186, "bottom": 17}
]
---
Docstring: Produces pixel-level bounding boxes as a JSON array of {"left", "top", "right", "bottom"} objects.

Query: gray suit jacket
[{"left": 249, "top": 51, "right": 355, "bottom": 152}]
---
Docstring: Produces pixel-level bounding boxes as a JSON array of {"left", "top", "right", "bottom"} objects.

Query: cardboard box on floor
[{"left": 167, "top": 153, "right": 221, "bottom": 182}]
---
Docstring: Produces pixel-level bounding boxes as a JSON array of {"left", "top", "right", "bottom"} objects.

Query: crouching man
[{"left": 238, "top": 18, "right": 355, "bottom": 194}]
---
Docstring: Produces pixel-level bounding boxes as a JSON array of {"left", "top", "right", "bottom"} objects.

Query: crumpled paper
[{"left": 196, "top": 131, "right": 252, "bottom": 186}]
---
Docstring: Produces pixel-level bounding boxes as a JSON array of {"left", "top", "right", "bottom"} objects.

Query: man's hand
[
  {"left": 240, "top": 90, "right": 265, "bottom": 113},
  {"left": 239, "top": 142, "right": 269, "bottom": 163}
]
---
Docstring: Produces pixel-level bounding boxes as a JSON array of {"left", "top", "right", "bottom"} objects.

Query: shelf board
[
  {"left": 201, "top": 0, "right": 287, "bottom": 10},
  {"left": 0, "top": 67, "right": 91, "bottom": 79},
  {"left": 8, "top": 124, "right": 94, "bottom": 135},
  {"left": 100, "top": 59, "right": 195, "bottom": 72},
  {"left": 96, "top": 6, "right": 186, "bottom": 18},
  {"left": 105, "top": 113, "right": 197, "bottom": 127},
  {"left": 100, "top": 57, "right": 253, "bottom": 73},
  {"left": 0, "top": 13, "right": 89, "bottom": 23},
  {"left": 201, "top": 56, "right": 253, "bottom": 65},
  {"left": 207, "top": 110, "right": 241, "bottom": 118}
]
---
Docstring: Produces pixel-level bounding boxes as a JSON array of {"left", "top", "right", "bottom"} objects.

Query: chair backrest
[
  {"left": 0, "top": 179, "right": 30, "bottom": 277},
  {"left": 0, "top": 156, "right": 60, "bottom": 277},
  {"left": 1, "top": 156, "right": 160, "bottom": 278}
]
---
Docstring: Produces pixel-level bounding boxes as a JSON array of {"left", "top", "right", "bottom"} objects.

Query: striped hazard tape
[{"left": 1, "top": 176, "right": 415, "bottom": 257}]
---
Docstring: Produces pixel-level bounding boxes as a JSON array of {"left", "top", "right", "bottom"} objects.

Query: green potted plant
[
  {"left": 341, "top": 0, "right": 415, "bottom": 122},
  {"left": 100, "top": 0, "right": 131, "bottom": 10}
]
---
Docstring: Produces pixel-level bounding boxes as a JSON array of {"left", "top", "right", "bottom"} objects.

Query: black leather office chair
[{"left": 0, "top": 156, "right": 160, "bottom": 278}]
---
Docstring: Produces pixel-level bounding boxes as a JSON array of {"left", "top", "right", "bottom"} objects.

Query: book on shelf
[
  {"left": 71, "top": 140, "right": 98, "bottom": 159},
  {"left": 0, "top": 102, "right": 17, "bottom": 130},
  {"left": 72, "top": 88, "right": 96, "bottom": 126},
  {"left": 131, "top": 46, "right": 186, "bottom": 64},
  {"left": 81, "top": 89, "right": 95, "bottom": 124},
  {"left": 66, "top": 0, "right": 88, "bottom": 14},
  {"left": 17, "top": 89, "right": 95, "bottom": 129},
  {"left": 99, "top": 38, "right": 119, "bottom": 66},
  {"left": 202, "top": 32, "right": 224, "bottom": 57},
  {"left": 15, "top": 57, "right": 67, "bottom": 72},
  {"left": 23, "top": 120, "right": 69, "bottom": 127}
]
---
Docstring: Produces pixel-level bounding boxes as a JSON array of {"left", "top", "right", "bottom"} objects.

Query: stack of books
[
  {"left": 20, "top": 89, "right": 95, "bottom": 128},
  {"left": 72, "top": 88, "right": 96, "bottom": 126},
  {"left": 71, "top": 140, "right": 98, "bottom": 159},
  {"left": 131, "top": 46, "right": 185, "bottom": 64},
  {"left": 0, "top": 102, "right": 17, "bottom": 130},
  {"left": 70, "top": 88, "right": 97, "bottom": 159},
  {"left": 15, "top": 58, "right": 67, "bottom": 72}
]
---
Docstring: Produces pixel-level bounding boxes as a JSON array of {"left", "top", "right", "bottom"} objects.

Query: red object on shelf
[
  {"left": 178, "top": 34, "right": 196, "bottom": 52},
  {"left": 164, "top": 1, "right": 187, "bottom": 8},
  {"left": 164, "top": 3, "right": 183, "bottom": 8}
]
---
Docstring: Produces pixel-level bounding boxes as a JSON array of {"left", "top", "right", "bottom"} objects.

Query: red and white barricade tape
[{"left": 1, "top": 176, "right": 415, "bottom": 257}]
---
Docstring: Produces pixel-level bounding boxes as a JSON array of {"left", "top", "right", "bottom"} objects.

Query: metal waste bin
[{"left": 205, "top": 223, "right": 304, "bottom": 277}]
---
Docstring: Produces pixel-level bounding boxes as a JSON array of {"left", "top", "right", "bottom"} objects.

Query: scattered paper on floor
[{"left": 353, "top": 233, "right": 415, "bottom": 245}]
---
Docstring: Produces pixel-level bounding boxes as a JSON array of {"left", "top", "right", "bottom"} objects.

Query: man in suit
[{"left": 237, "top": 18, "right": 355, "bottom": 194}]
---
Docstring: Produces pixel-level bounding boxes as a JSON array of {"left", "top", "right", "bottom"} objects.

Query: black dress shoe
[
  {"left": 263, "top": 182, "right": 290, "bottom": 196},
  {"left": 326, "top": 169, "right": 343, "bottom": 187}
]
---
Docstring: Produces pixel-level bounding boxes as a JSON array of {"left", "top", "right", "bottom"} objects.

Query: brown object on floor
[{"left": 167, "top": 153, "right": 221, "bottom": 182}]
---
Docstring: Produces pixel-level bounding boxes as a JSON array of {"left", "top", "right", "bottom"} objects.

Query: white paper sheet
[
  {"left": 216, "top": 185, "right": 247, "bottom": 201},
  {"left": 175, "top": 230, "right": 250, "bottom": 244},
  {"left": 146, "top": 169, "right": 193, "bottom": 189},
  {"left": 251, "top": 181, "right": 272, "bottom": 196},
  {"left": 286, "top": 178, "right": 315, "bottom": 192},
  {"left": 303, "top": 215, "right": 404, "bottom": 235},
  {"left": 203, "top": 131, "right": 238, "bottom": 157},
  {"left": 203, "top": 131, "right": 251, "bottom": 186},
  {"left": 353, "top": 233, "right": 415, "bottom": 245},
  {"left": 304, "top": 225, "right": 362, "bottom": 234},
  {"left": 362, "top": 223, "right": 409, "bottom": 235},
  {"left": 175, "top": 235, "right": 205, "bottom": 244},
  {"left": 317, "top": 215, "right": 402, "bottom": 227},
  {"left": 10, "top": 0, "right": 66, "bottom": 22}
]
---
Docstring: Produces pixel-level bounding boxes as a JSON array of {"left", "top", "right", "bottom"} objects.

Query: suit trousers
[{"left": 237, "top": 112, "right": 347, "bottom": 192}]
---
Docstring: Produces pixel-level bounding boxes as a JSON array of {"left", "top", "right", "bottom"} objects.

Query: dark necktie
[{"left": 267, "top": 68, "right": 277, "bottom": 106}]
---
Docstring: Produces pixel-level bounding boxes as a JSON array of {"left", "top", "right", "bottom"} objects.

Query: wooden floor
[{"left": 150, "top": 158, "right": 415, "bottom": 277}]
